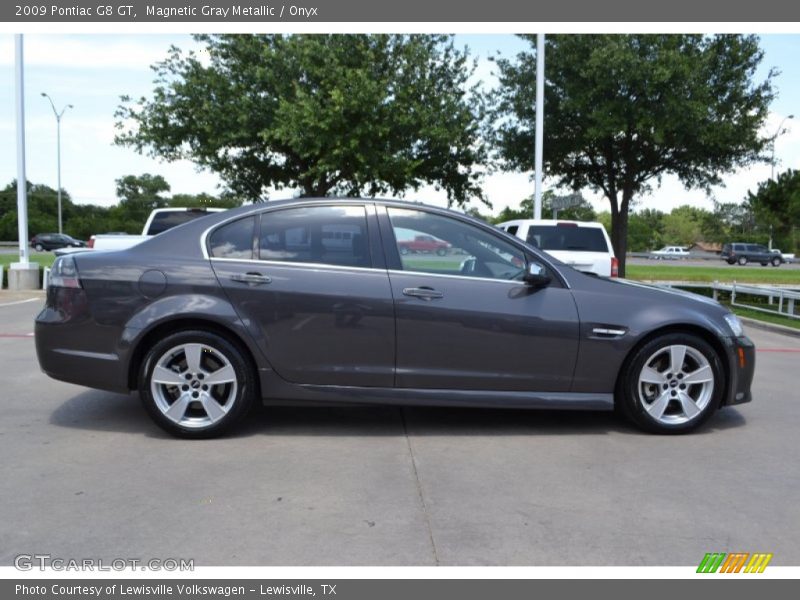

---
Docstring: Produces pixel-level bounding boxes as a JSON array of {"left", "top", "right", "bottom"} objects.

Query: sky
[{"left": 1, "top": 33, "right": 799, "bottom": 218}]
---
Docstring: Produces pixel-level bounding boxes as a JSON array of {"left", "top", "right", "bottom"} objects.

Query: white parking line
[{"left": 0, "top": 298, "right": 39, "bottom": 308}]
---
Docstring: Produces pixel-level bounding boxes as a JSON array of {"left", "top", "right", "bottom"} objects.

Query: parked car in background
[
  {"left": 497, "top": 219, "right": 618, "bottom": 277},
  {"left": 721, "top": 243, "right": 783, "bottom": 266},
  {"left": 650, "top": 246, "right": 690, "bottom": 260},
  {"left": 396, "top": 234, "right": 451, "bottom": 256},
  {"left": 771, "top": 249, "right": 795, "bottom": 264},
  {"left": 36, "top": 199, "right": 755, "bottom": 437},
  {"left": 30, "top": 233, "right": 86, "bottom": 252},
  {"left": 88, "top": 207, "right": 226, "bottom": 251}
]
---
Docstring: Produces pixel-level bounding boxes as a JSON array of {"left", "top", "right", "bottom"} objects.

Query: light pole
[
  {"left": 41, "top": 92, "right": 73, "bottom": 234},
  {"left": 768, "top": 114, "right": 793, "bottom": 250},
  {"left": 770, "top": 114, "right": 794, "bottom": 180}
]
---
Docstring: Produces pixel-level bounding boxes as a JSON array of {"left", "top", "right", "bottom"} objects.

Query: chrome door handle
[
  {"left": 402, "top": 286, "right": 444, "bottom": 300},
  {"left": 230, "top": 272, "right": 272, "bottom": 285}
]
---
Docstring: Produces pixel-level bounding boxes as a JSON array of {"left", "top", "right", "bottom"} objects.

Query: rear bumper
[
  {"left": 35, "top": 309, "right": 130, "bottom": 394},
  {"left": 724, "top": 335, "right": 755, "bottom": 406}
]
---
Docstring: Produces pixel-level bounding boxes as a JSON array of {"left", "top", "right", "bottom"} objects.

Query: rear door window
[
  {"left": 258, "top": 205, "right": 372, "bottom": 268},
  {"left": 526, "top": 225, "right": 609, "bottom": 252}
]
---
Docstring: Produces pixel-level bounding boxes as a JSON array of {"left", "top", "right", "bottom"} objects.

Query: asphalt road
[{"left": 1, "top": 293, "right": 798, "bottom": 566}]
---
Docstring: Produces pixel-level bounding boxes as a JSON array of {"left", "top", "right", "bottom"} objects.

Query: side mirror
[{"left": 523, "top": 262, "right": 551, "bottom": 287}]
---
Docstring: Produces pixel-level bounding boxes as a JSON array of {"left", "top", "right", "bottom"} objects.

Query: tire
[
  {"left": 772, "top": 257, "right": 781, "bottom": 267},
  {"left": 399, "top": 247, "right": 409, "bottom": 255},
  {"left": 737, "top": 256, "right": 748, "bottom": 266},
  {"left": 436, "top": 248, "right": 447, "bottom": 256},
  {"left": 617, "top": 332, "right": 724, "bottom": 434},
  {"left": 761, "top": 262, "right": 768, "bottom": 267},
  {"left": 138, "top": 330, "right": 256, "bottom": 438},
  {"left": 726, "top": 259, "right": 736, "bottom": 265},
  {"left": 34, "top": 244, "right": 43, "bottom": 252}
]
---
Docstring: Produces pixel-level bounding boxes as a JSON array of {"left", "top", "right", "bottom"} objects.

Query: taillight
[
  {"left": 611, "top": 256, "right": 619, "bottom": 278},
  {"left": 49, "top": 256, "right": 82, "bottom": 289},
  {"left": 88, "top": 236, "right": 95, "bottom": 249}
]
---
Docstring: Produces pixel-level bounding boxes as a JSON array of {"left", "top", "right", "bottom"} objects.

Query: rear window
[
  {"left": 148, "top": 210, "right": 217, "bottom": 235},
  {"left": 526, "top": 225, "right": 609, "bottom": 252}
]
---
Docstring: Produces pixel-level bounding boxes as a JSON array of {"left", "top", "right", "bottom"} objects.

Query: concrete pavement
[{"left": 1, "top": 296, "right": 798, "bottom": 566}]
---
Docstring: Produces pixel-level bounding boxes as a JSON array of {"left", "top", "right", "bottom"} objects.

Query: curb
[{"left": 739, "top": 316, "right": 800, "bottom": 339}]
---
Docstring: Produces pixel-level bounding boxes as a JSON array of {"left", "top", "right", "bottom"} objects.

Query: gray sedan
[{"left": 35, "top": 198, "right": 755, "bottom": 437}]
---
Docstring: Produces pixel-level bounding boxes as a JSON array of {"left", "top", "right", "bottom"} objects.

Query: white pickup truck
[
  {"left": 771, "top": 249, "right": 796, "bottom": 264},
  {"left": 88, "top": 207, "right": 226, "bottom": 251}
]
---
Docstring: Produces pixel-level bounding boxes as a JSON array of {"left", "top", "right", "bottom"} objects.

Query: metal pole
[
  {"left": 15, "top": 35, "right": 29, "bottom": 266},
  {"left": 533, "top": 33, "right": 545, "bottom": 220},
  {"left": 41, "top": 93, "right": 72, "bottom": 236},
  {"left": 56, "top": 112, "right": 62, "bottom": 233},
  {"left": 771, "top": 114, "right": 794, "bottom": 180}
]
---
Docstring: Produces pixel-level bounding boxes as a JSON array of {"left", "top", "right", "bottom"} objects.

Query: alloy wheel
[
  {"left": 150, "top": 342, "right": 238, "bottom": 429},
  {"left": 637, "top": 344, "right": 715, "bottom": 425}
]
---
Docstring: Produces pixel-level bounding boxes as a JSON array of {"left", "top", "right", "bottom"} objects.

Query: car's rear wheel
[
  {"left": 34, "top": 243, "right": 43, "bottom": 252},
  {"left": 726, "top": 258, "right": 736, "bottom": 265},
  {"left": 139, "top": 330, "right": 256, "bottom": 438},
  {"left": 399, "top": 247, "right": 409, "bottom": 255},
  {"left": 772, "top": 257, "right": 781, "bottom": 267},
  {"left": 737, "top": 256, "right": 748, "bottom": 265},
  {"left": 618, "top": 333, "right": 724, "bottom": 434}
]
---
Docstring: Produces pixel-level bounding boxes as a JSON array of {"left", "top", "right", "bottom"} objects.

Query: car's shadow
[{"left": 50, "top": 390, "right": 747, "bottom": 439}]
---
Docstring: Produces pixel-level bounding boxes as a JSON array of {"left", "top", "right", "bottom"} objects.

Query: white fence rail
[{"left": 653, "top": 280, "right": 800, "bottom": 320}]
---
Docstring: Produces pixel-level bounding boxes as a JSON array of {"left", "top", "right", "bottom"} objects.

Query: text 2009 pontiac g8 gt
[{"left": 35, "top": 199, "right": 755, "bottom": 437}]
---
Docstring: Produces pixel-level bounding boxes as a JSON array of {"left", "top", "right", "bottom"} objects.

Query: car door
[
  {"left": 380, "top": 206, "right": 580, "bottom": 392},
  {"left": 209, "top": 203, "right": 395, "bottom": 387}
]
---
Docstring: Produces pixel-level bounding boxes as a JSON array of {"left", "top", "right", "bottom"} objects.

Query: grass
[
  {"left": 0, "top": 252, "right": 56, "bottom": 270},
  {"left": 626, "top": 264, "right": 800, "bottom": 285},
  {"left": 0, "top": 253, "right": 55, "bottom": 288}
]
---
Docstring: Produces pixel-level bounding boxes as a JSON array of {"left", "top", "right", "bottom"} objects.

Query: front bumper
[{"left": 724, "top": 335, "right": 755, "bottom": 406}]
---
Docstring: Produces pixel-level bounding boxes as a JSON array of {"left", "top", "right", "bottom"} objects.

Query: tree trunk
[{"left": 609, "top": 191, "right": 632, "bottom": 278}]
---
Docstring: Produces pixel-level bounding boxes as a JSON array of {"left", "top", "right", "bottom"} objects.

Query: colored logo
[{"left": 697, "top": 552, "right": 773, "bottom": 573}]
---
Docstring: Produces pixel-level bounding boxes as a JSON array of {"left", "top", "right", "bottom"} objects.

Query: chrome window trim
[{"left": 200, "top": 200, "right": 374, "bottom": 261}]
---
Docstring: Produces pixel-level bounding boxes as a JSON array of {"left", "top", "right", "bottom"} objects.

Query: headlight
[{"left": 724, "top": 313, "right": 744, "bottom": 337}]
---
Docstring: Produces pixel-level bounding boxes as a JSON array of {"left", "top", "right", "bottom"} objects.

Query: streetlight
[
  {"left": 770, "top": 114, "right": 794, "bottom": 180},
  {"left": 40, "top": 92, "right": 73, "bottom": 234}
]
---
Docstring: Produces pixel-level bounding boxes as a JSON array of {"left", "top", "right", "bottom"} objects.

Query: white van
[{"left": 497, "top": 219, "right": 618, "bottom": 277}]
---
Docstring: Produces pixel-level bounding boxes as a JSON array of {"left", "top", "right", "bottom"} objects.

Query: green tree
[
  {"left": 661, "top": 205, "right": 709, "bottom": 246},
  {"left": 628, "top": 208, "right": 665, "bottom": 251},
  {"left": 115, "top": 34, "right": 487, "bottom": 205},
  {"left": 115, "top": 173, "right": 171, "bottom": 225},
  {"left": 493, "top": 34, "right": 774, "bottom": 275},
  {"left": 747, "top": 169, "right": 800, "bottom": 252}
]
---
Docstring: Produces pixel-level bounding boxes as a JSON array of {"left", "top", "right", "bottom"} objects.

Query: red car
[{"left": 397, "top": 234, "right": 451, "bottom": 256}]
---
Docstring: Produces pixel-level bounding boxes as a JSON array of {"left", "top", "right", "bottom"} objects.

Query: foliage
[
  {"left": 492, "top": 34, "right": 775, "bottom": 275},
  {"left": 746, "top": 169, "right": 800, "bottom": 253},
  {"left": 0, "top": 177, "right": 241, "bottom": 241},
  {"left": 115, "top": 34, "right": 488, "bottom": 205}
]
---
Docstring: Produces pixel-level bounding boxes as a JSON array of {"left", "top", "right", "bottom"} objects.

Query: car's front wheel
[
  {"left": 737, "top": 256, "right": 748, "bottom": 266},
  {"left": 34, "top": 243, "right": 43, "bottom": 252},
  {"left": 772, "top": 257, "right": 782, "bottom": 267},
  {"left": 618, "top": 333, "right": 724, "bottom": 434},
  {"left": 139, "top": 330, "right": 256, "bottom": 438}
]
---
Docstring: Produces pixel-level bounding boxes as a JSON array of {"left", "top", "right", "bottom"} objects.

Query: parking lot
[{"left": 1, "top": 292, "right": 799, "bottom": 566}]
